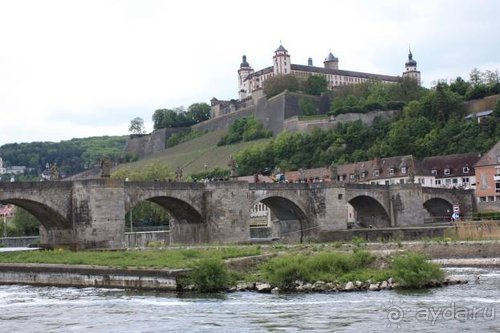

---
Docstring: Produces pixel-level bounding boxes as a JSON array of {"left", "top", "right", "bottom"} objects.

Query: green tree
[
  {"left": 9, "top": 207, "right": 39, "bottom": 236},
  {"left": 263, "top": 74, "right": 300, "bottom": 98},
  {"left": 128, "top": 117, "right": 145, "bottom": 135},
  {"left": 187, "top": 103, "right": 211, "bottom": 123},
  {"left": 303, "top": 75, "right": 328, "bottom": 96},
  {"left": 493, "top": 100, "right": 500, "bottom": 118}
]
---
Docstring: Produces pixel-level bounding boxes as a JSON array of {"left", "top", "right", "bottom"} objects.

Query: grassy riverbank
[
  {"left": 0, "top": 246, "right": 261, "bottom": 269},
  {"left": 0, "top": 245, "right": 447, "bottom": 292}
]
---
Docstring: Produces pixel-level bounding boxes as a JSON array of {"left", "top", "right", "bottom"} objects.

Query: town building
[
  {"left": 474, "top": 140, "right": 500, "bottom": 211},
  {"left": 420, "top": 153, "right": 481, "bottom": 189},
  {"left": 236, "top": 45, "right": 420, "bottom": 102}
]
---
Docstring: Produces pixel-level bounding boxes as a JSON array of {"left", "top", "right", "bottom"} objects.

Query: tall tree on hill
[
  {"left": 128, "top": 117, "right": 146, "bottom": 134},
  {"left": 263, "top": 74, "right": 300, "bottom": 98},
  {"left": 303, "top": 75, "right": 328, "bottom": 96},
  {"left": 187, "top": 103, "right": 211, "bottom": 123}
]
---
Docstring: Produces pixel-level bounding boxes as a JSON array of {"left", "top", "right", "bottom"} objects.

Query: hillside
[
  {"left": 113, "top": 129, "right": 272, "bottom": 177},
  {"left": 0, "top": 136, "right": 127, "bottom": 178}
]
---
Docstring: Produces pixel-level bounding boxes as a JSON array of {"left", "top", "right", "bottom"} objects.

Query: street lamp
[{"left": 2, "top": 212, "right": 6, "bottom": 238}]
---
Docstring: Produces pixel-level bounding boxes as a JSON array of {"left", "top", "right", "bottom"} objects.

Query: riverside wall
[{"left": 0, "top": 263, "right": 189, "bottom": 291}]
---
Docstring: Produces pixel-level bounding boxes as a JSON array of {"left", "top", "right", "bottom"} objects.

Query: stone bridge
[{"left": 0, "top": 179, "right": 475, "bottom": 249}]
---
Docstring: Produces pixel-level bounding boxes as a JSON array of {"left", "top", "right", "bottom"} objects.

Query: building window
[
  {"left": 480, "top": 196, "right": 486, "bottom": 202},
  {"left": 463, "top": 177, "right": 469, "bottom": 183},
  {"left": 497, "top": 155, "right": 500, "bottom": 163},
  {"left": 463, "top": 167, "right": 470, "bottom": 174},
  {"left": 496, "top": 182, "right": 500, "bottom": 193},
  {"left": 446, "top": 179, "right": 452, "bottom": 185},
  {"left": 419, "top": 178, "right": 425, "bottom": 184},
  {"left": 444, "top": 169, "right": 451, "bottom": 175},
  {"left": 399, "top": 179, "right": 405, "bottom": 184},
  {"left": 488, "top": 196, "right": 494, "bottom": 202},
  {"left": 453, "top": 178, "right": 458, "bottom": 184},
  {"left": 385, "top": 180, "right": 390, "bottom": 185},
  {"left": 432, "top": 169, "right": 438, "bottom": 176},
  {"left": 436, "top": 179, "right": 441, "bottom": 185},
  {"left": 373, "top": 170, "right": 380, "bottom": 177},
  {"left": 401, "top": 166, "right": 407, "bottom": 174},
  {"left": 389, "top": 168, "right": 395, "bottom": 176}
]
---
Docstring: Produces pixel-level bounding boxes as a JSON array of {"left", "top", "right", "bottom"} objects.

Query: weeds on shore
[
  {"left": 445, "top": 221, "right": 500, "bottom": 241},
  {"left": 260, "top": 250, "right": 390, "bottom": 290}
]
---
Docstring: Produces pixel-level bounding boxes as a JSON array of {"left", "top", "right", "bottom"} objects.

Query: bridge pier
[{"left": 71, "top": 179, "right": 126, "bottom": 249}]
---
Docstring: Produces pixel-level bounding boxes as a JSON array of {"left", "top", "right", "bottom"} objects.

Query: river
[{"left": 0, "top": 266, "right": 498, "bottom": 332}]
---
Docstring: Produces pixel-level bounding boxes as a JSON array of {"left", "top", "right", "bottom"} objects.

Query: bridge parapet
[
  {"left": 0, "top": 181, "right": 73, "bottom": 190},
  {"left": 124, "top": 181, "right": 206, "bottom": 190},
  {"left": 249, "top": 182, "right": 309, "bottom": 190}
]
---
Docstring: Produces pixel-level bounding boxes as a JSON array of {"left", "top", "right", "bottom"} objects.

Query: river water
[{"left": 0, "top": 267, "right": 498, "bottom": 332}]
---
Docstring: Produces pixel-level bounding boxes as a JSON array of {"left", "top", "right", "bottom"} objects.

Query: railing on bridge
[{"left": 0, "top": 236, "right": 39, "bottom": 247}]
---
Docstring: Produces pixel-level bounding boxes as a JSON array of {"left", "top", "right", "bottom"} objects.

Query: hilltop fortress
[{"left": 125, "top": 45, "right": 420, "bottom": 157}]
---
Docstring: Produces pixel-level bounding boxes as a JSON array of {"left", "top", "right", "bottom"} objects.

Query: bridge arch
[
  {"left": 0, "top": 198, "right": 69, "bottom": 230},
  {"left": 127, "top": 194, "right": 206, "bottom": 243},
  {"left": 251, "top": 195, "right": 312, "bottom": 242},
  {"left": 423, "top": 197, "right": 453, "bottom": 218},
  {"left": 128, "top": 195, "right": 203, "bottom": 224},
  {"left": 348, "top": 195, "right": 391, "bottom": 228}
]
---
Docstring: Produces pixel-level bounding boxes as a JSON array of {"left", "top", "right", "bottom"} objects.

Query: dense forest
[
  {"left": 234, "top": 70, "right": 500, "bottom": 176},
  {"left": 0, "top": 136, "right": 127, "bottom": 178}
]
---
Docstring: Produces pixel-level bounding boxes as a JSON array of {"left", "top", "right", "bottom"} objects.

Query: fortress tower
[
  {"left": 238, "top": 55, "right": 254, "bottom": 100},
  {"left": 323, "top": 51, "right": 339, "bottom": 70},
  {"left": 273, "top": 44, "right": 291, "bottom": 75},
  {"left": 402, "top": 48, "right": 421, "bottom": 85}
]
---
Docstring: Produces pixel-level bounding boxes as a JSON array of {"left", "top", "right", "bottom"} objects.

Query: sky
[{"left": 0, "top": 0, "right": 499, "bottom": 144}]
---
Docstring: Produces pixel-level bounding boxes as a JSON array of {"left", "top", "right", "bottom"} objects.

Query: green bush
[
  {"left": 218, "top": 117, "right": 272, "bottom": 146},
  {"left": 260, "top": 250, "right": 376, "bottom": 290},
  {"left": 189, "top": 258, "right": 229, "bottom": 292},
  {"left": 260, "top": 256, "right": 309, "bottom": 290},
  {"left": 391, "top": 252, "right": 445, "bottom": 288}
]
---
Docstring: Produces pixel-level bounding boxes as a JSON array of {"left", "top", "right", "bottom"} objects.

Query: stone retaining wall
[{"left": 0, "top": 263, "right": 188, "bottom": 291}]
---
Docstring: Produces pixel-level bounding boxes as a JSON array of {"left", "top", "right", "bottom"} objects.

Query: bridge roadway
[{"left": 0, "top": 179, "right": 474, "bottom": 249}]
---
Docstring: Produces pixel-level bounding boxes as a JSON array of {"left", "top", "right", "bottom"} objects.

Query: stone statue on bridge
[
  {"left": 100, "top": 156, "right": 112, "bottom": 178},
  {"left": 175, "top": 166, "right": 183, "bottom": 181},
  {"left": 50, "top": 163, "right": 60, "bottom": 180},
  {"left": 228, "top": 155, "right": 237, "bottom": 178},
  {"left": 329, "top": 161, "right": 337, "bottom": 183}
]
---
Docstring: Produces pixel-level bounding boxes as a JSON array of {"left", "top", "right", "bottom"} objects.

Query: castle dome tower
[
  {"left": 238, "top": 55, "right": 254, "bottom": 100},
  {"left": 402, "top": 48, "right": 421, "bottom": 85},
  {"left": 324, "top": 51, "right": 339, "bottom": 70},
  {"left": 273, "top": 44, "right": 291, "bottom": 75}
]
